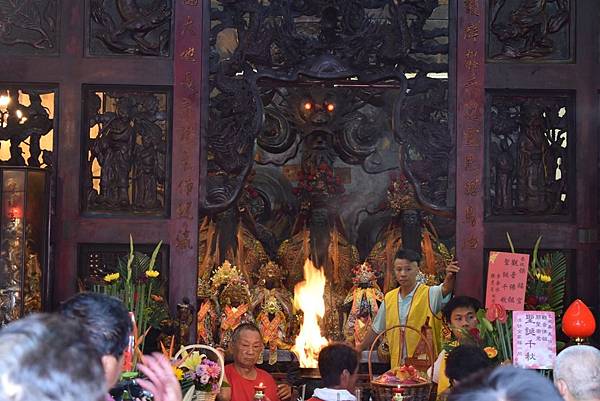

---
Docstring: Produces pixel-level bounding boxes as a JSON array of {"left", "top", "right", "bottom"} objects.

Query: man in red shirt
[{"left": 219, "top": 323, "right": 292, "bottom": 401}]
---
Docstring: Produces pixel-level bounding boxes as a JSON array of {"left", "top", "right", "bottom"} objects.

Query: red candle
[
  {"left": 254, "top": 382, "right": 266, "bottom": 401},
  {"left": 393, "top": 385, "right": 403, "bottom": 394}
]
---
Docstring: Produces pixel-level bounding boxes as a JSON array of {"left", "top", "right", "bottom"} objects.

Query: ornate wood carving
[
  {"left": 0, "top": 87, "right": 56, "bottom": 168},
  {"left": 87, "top": 0, "right": 172, "bottom": 56},
  {"left": 82, "top": 87, "right": 171, "bottom": 216},
  {"left": 0, "top": 0, "right": 58, "bottom": 55},
  {"left": 488, "top": 0, "right": 571, "bottom": 61},
  {"left": 487, "top": 92, "right": 572, "bottom": 219},
  {"left": 201, "top": 1, "right": 453, "bottom": 318},
  {"left": 206, "top": 0, "right": 450, "bottom": 213}
]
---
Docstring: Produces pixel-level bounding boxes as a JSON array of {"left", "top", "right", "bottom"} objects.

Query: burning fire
[{"left": 291, "top": 259, "right": 329, "bottom": 368}]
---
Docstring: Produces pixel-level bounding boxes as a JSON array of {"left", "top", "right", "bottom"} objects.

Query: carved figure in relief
[
  {"left": 0, "top": 0, "right": 57, "bottom": 51},
  {"left": 490, "top": 0, "right": 570, "bottom": 59},
  {"left": 87, "top": 92, "right": 166, "bottom": 212},
  {"left": 517, "top": 105, "right": 548, "bottom": 212},
  {"left": 133, "top": 129, "right": 164, "bottom": 209},
  {"left": 92, "top": 97, "right": 135, "bottom": 207},
  {"left": 494, "top": 138, "right": 515, "bottom": 212},
  {"left": 91, "top": 0, "right": 171, "bottom": 56},
  {"left": 23, "top": 93, "right": 53, "bottom": 167}
]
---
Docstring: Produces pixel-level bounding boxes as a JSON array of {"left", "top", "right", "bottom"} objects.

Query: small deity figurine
[
  {"left": 255, "top": 295, "right": 292, "bottom": 365},
  {"left": 343, "top": 262, "right": 384, "bottom": 347},
  {"left": 197, "top": 277, "right": 219, "bottom": 346},
  {"left": 250, "top": 262, "right": 292, "bottom": 319},
  {"left": 218, "top": 277, "right": 253, "bottom": 348},
  {"left": 177, "top": 298, "right": 194, "bottom": 346}
]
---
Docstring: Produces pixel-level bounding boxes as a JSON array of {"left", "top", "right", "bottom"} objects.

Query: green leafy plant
[{"left": 92, "top": 235, "right": 163, "bottom": 366}]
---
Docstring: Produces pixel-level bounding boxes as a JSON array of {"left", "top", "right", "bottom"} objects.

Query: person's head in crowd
[
  {"left": 554, "top": 345, "right": 600, "bottom": 401},
  {"left": 0, "top": 313, "right": 105, "bottom": 401},
  {"left": 445, "top": 344, "right": 493, "bottom": 386},
  {"left": 318, "top": 343, "right": 360, "bottom": 392},
  {"left": 230, "top": 323, "right": 264, "bottom": 369},
  {"left": 59, "top": 292, "right": 131, "bottom": 389},
  {"left": 442, "top": 296, "right": 481, "bottom": 339},
  {"left": 448, "top": 365, "right": 563, "bottom": 401},
  {"left": 393, "top": 249, "right": 421, "bottom": 291}
]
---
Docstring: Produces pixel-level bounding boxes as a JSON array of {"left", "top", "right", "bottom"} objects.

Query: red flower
[
  {"left": 486, "top": 304, "right": 507, "bottom": 323},
  {"left": 526, "top": 295, "right": 538, "bottom": 307},
  {"left": 468, "top": 327, "right": 481, "bottom": 341}
]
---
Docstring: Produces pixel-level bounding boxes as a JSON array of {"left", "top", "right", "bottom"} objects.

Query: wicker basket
[
  {"left": 176, "top": 344, "right": 225, "bottom": 401},
  {"left": 368, "top": 325, "right": 434, "bottom": 401}
]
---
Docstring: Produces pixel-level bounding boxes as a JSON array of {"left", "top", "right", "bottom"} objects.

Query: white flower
[{"left": 200, "top": 375, "right": 210, "bottom": 385}]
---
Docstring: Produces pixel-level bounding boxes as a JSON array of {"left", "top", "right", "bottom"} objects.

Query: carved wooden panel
[
  {"left": 0, "top": 0, "right": 59, "bottom": 56},
  {"left": 86, "top": 0, "right": 172, "bottom": 57},
  {"left": 200, "top": 0, "right": 453, "bottom": 323},
  {"left": 81, "top": 86, "right": 171, "bottom": 217},
  {"left": 488, "top": 0, "right": 572, "bottom": 62},
  {"left": 486, "top": 91, "right": 573, "bottom": 220},
  {"left": 78, "top": 243, "right": 168, "bottom": 289},
  {"left": 0, "top": 86, "right": 57, "bottom": 168}
]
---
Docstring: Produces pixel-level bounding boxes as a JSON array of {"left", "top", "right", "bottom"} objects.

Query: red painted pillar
[
  {"left": 455, "top": 0, "right": 486, "bottom": 299},
  {"left": 171, "top": 0, "right": 204, "bottom": 333}
]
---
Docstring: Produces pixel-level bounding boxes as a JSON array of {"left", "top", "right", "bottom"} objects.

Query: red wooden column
[
  {"left": 455, "top": 0, "right": 485, "bottom": 298},
  {"left": 170, "top": 0, "right": 203, "bottom": 318}
]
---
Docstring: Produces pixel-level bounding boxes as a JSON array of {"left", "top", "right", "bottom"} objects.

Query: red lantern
[{"left": 562, "top": 299, "right": 596, "bottom": 342}]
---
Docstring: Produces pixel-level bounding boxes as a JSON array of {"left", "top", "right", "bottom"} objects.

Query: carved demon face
[{"left": 296, "top": 89, "right": 339, "bottom": 127}]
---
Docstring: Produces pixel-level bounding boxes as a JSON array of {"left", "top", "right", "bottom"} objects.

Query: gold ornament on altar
[
  {"left": 211, "top": 260, "right": 242, "bottom": 291},
  {"left": 387, "top": 174, "right": 419, "bottom": 213},
  {"left": 257, "top": 261, "right": 285, "bottom": 286},
  {"left": 197, "top": 277, "right": 213, "bottom": 299}
]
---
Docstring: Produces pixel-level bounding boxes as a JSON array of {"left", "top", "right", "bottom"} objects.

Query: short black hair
[
  {"left": 394, "top": 249, "right": 421, "bottom": 263},
  {"left": 231, "top": 322, "right": 262, "bottom": 344},
  {"left": 442, "top": 296, "right": 482, "bottom": 323},
  {"left": 0, "top": 313, "right": 105, "bottom": 401},
  {"left": 445, "top": 345, "right": 493, "bottom": 383},
  {"left": 59, "top": 292, "right": 131, "bottom": 357},
  {"left": 318, "top": 343, "right": 359, "bottom": 387},
  {"left": 448, "top": 366, "right": 563, "bottom": 401}
]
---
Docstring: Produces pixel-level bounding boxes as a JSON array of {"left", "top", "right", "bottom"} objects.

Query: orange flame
[{"left": 291, "top": 260, "right": 329, "bottom": 368}]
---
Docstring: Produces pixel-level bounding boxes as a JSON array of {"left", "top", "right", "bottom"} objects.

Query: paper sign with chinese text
[
  {"left": 513, "top": 311, "right": 556, "bottom": 369},
  {"left": 485, "top": 251, "right": 529, "bottom": 310}
]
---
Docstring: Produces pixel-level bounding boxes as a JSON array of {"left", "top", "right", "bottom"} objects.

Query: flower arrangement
[
  {"left": 174, "top": 347, "right": 224, "bottom": 398},
  {"left": 442, "top": 235, "right": 567, "bottom": 366},
  {"left": 92, "top": 235, "right": 165, "bottom": 368}
]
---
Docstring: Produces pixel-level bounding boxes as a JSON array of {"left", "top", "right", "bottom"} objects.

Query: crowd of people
[{"left": 1, "top": 248, "right": 600, "bottom": 401}]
